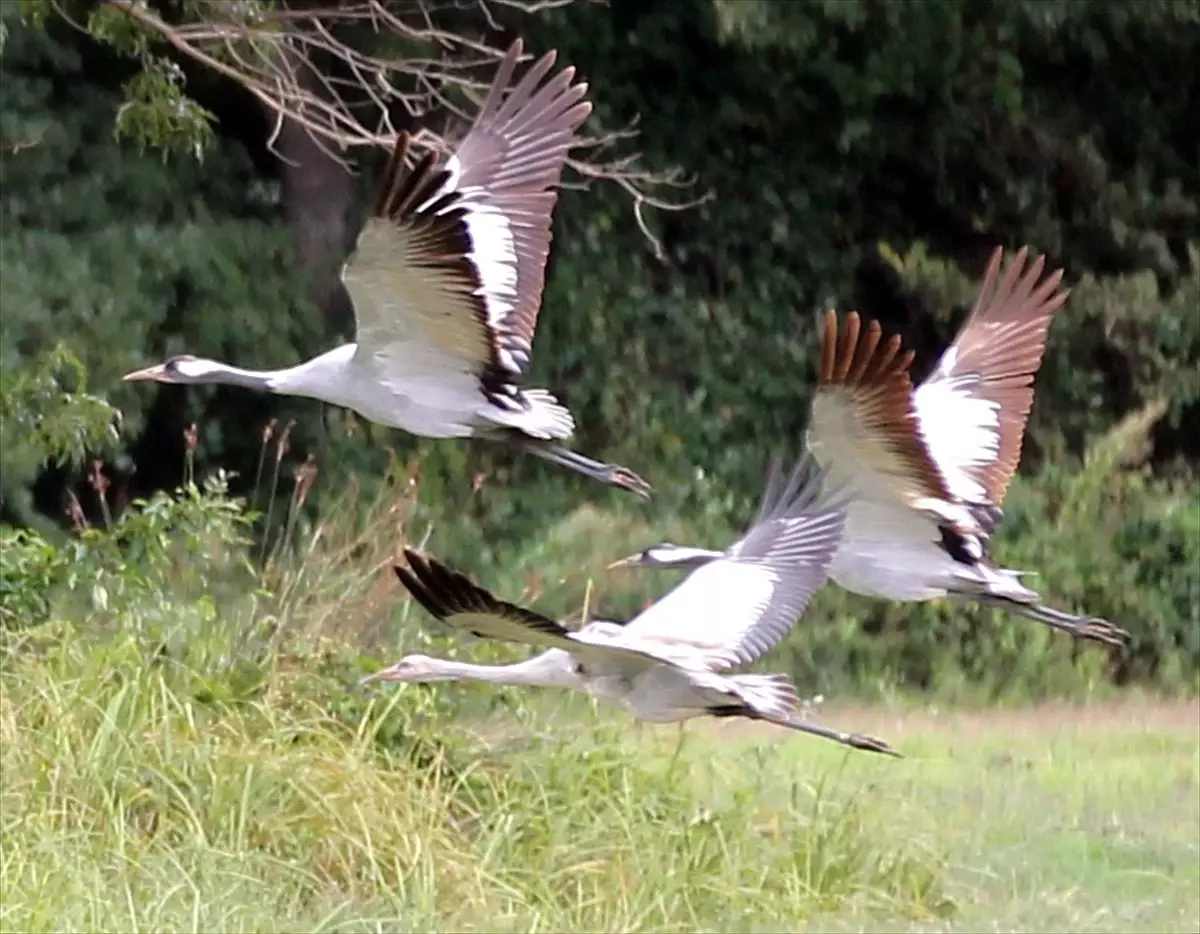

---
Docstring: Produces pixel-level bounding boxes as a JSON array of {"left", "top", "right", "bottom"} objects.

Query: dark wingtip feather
[{"left": 397, "top": 548, "right": 568, "bottom": 639}]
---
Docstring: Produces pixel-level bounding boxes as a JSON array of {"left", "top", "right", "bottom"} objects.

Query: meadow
[{"left": 1, "top": 461, "right": 1196, "bottom": 934}]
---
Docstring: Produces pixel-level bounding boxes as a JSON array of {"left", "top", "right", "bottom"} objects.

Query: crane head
[
  {"left": 358, "top": 654, "right": 461, "bottom": 685},
  {"left": 123, "top": 354, "right": 215, "bottom": 384},
  {"left": 605, "top": 544, "right": 723, "bottom": 572}
]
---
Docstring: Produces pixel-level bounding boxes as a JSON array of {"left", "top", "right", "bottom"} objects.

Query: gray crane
[
  {"left": 122, "top": 40, "right": 650, "bottom": 498},
  {"left": 364, "top": 455, "right": 899, "bottom": 757}
]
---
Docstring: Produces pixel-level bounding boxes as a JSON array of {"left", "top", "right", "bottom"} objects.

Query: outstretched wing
[
  {"left": 394, "top": 549, "right": 666, "bottom": 670},
  {"left": 342, "top": 40, "right": 591, "bottom": 401},
  {"left": 807, "top": 310, "right": 958, "bottom": 514},
  {"left": 914, "top": 246, "right": 1068, "bottom": 506},
  {"left": 619, "top": 454, "right": 848, "bottom": 670}
]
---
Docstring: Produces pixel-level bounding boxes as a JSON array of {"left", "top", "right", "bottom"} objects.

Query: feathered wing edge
[
  {"left": 394, "top": 549, "right": 573, "bottom": 647},
  {"left": 813, "top": 310, "right": 993, "bottom": 556},
  {"left": 815, "top": 310, "right": 958, "bottom": 506},
  {"left": 752, "top": 449, "right": 851, "bottom": 531},
  {"left": 393, "top": 549, "right": 668, "bottom": 667},
  {"left": 620, "top": 454, "right": 848, "bottom": 671},
  {"left": 927, "top": 245, "right": 1070, "bottom": 506},
  {"left": 713, "top": 456, "right": 850, "bottom": 666}
]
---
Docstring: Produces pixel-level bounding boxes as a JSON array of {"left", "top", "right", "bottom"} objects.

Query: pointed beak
[
  {"left": 605, "top": 553, "right": 642, "bottom": 572},
  {"left": 122, "top": 364, "right": 168, "bottom": 382},
  {"left": 358, "top": 666, "right": 395, "bottom": 686}
]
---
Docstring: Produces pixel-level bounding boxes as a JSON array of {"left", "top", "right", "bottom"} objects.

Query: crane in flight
[
  {"left": 609, "top": 247, "right": 1129, "bottom": 647},
  {"left": 363, "top": 455, "right": 900, "bottom": 757},
  {"left": 122, "top": 40, "right": 651, "bottom": 498}
]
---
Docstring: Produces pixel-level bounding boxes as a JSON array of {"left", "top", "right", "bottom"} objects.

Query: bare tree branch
[{"left": 72, "top": 0, "right": 707, "bottom": 255}]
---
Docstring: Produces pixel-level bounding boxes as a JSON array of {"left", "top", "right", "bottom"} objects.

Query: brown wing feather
[
  {"left": 350, "top": 42, "right": 589, "bottom": 391},
  {"left": 926, "top": 245, "right": 1069, "bottom": 503},
  {"left": 346, "top": 132, "right": 523, "bottom": 401},
  {"left": 448, "top": 40, "right": 592, "bottom": 363},
  {"left": 813, "top": 310, "right": 955, "bottom": 505}
]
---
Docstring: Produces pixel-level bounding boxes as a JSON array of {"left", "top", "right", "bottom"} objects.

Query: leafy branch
[{"left": 0, "top": 344, "right": 122, "bottom": 470}]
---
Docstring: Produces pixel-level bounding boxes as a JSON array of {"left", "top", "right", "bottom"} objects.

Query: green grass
[
  {"left": 707, "top": 700, "right": 1200, "bottom": 932},
  {"left": 1, "top": 462, "right": 1196, "bottom": 933},
  {"left": 1, "top": 631, "right": 1195, "bottom": 934},
  {"left": 0, "top": 639, "right": 939, "bottom": 932}
]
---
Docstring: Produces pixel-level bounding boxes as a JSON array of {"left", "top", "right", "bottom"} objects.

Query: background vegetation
[
  {"left": 3, "top": 0, "right": 1195, "bottom": 696},
  {"left": 1, "top": 3, "right": 1198, "bottom": 930}
]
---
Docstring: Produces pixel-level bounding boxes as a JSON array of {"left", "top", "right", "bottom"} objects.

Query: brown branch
[{"left": 71, "top": 0, "right": 700, "bottom": 251}]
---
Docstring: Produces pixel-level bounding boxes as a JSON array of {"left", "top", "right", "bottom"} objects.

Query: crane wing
[
  {"left": 620, "top": 455, "right": 848, "bottom": 670},
  {"left": 807, "top": 310, "right": 957, "bottom": 513},
  {"left": 394, "top": 549, "right": 668, "bottom": 670},
  {"left": 913, "top": 246, "right": 1068, "bottom": 506},
  {"left": 342, "top": 40, "right": 591, "bottom": 402}
]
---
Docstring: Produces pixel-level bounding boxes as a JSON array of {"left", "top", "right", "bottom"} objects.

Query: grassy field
[
  {"left": 703, "top": 698, "right": 1200, "bottom": 933},
  {"left": 1, "top": 642, "right": 1195, "bottom": 934},
  {"left": 1, "top": 468, "right": 1195, "bottom": 933}
]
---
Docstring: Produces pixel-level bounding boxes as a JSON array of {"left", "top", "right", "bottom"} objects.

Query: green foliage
[
  {"left": 0, "top": 471, "right": 257, "bottom": 640},
  {"left": 114, "top": 55, "right": 216, "bottom": 159},
  {"left": 1, "top": 3, "right": 1197, "bottom": 696},
  {"left": 0, "top": 7, "right": 327, "bottom": 501},
  {"left": 0, "top": 456, "right": 948, "bottom": 931},
  {"left": 0, "top": 343, "right": 121, "bottom": 478},
  {"left": 519, "top": 0, "right": 1200, "bottom": 499}
]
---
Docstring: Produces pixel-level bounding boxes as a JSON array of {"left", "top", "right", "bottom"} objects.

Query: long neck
[
  {"left": 186, "top": 362, "right": 279, "bottom": 391},
  {"left": 426, "top": 651, "right": 582, "bottom": 689},
  {"left": 185, "top": 344, "right": 357, "bottom": 398}
]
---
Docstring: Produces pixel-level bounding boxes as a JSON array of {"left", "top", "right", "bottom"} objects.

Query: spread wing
[
  {"left": 342, "top": 40, "right": 591, "bottom": 401},
  {"left": 914, "top": 245, "right": 1068, "bottom": 506},
  {"left": 807, "top": 310, "right": 957, "bottom": 512},
  {"left": 619, "top": 454, "right": 848, "bottom": 670},
  {"left": 394, "top": 549, "right": 667, "bottom": 670}
]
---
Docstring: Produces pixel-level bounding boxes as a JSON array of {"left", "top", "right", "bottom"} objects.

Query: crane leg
[
  {"left": 665, "top": 721, "right": 688, "bottom": 779},
  {"left": 972, "top": 594, "right": 1130, "bottom": 647},
  {"left": 516, "top": 438, "right": 653, "bottom": 499}
]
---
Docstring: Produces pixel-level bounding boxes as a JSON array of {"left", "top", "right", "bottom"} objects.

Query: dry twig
[{"left": 74, "top": 0, "right": 706, "bottom": 255}]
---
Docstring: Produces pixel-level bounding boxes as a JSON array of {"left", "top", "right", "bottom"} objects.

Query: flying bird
[
  {"left": 122, "top": 40, "right": 651, "bottom": 498},
  {"left": 611, "top": 247, "right": 1129, "bottom": 647},
  {"left": 363, "top": 455, "right": 899, "bottom": 757}
]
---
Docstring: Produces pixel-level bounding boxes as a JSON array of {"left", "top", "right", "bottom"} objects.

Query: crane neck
[
  {"left": 167, "top": 344, "right": 357, "bottom": 397},
  {"left": 262, "top": 344, "right": 358, "bottom": 398},
  {"left": 653, "top": 546, "right": 724, "bottom": 570},
  {"left": 427, "top": 651, "right": 582, "bottom": 689}
]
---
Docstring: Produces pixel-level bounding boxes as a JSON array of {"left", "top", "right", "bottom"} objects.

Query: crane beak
[
  {"left": 358, "top": 665, "right": 399, "bottom": 685},
  {"left": 605, "top": 553, "right": 642, "bottom": 571},
  {"left": 122, "top": 364, "right": 169, "bottom": 382}
]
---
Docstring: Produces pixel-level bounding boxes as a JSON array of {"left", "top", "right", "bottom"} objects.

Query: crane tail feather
[
  {"left": 726, "top": 673, "right": 800, "bottom": 721},
  {"left": 485, "top": 389, "right": 575, "bottom": 440}
]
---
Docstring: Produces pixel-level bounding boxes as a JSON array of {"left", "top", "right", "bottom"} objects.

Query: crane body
[
  {"left": 613, "top": 247, "right": 1129, "bottom": 647},
  {"left": 123, "top": 40, "right": 650, "bottom": 497},
  {"left": 366, "top": 456, "right": 900, "bottom": 756}
]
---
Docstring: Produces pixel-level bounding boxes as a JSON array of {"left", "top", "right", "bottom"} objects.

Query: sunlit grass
[
  {"left": 0, "top": 639, "right": 944, "bottom": 933},
  {"left": 1, "top": 441, "right": 1196, "bottom": 933}
]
